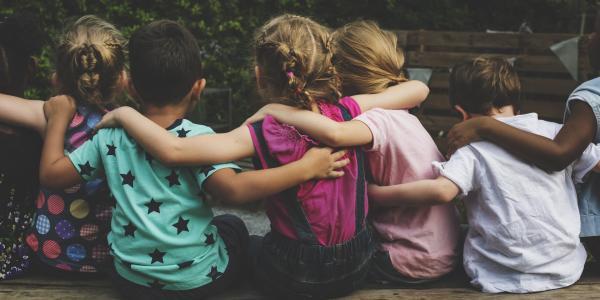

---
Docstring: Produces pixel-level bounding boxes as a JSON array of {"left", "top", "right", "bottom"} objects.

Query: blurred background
[{"left": 1, "top": 0, "right": 598, "bottom": 130}]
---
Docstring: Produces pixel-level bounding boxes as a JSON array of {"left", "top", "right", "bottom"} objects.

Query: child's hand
[
  {"left": 244, "top": 103, "right": 298, "bottom": 125},
  {"left": 300, "top": 147, "right": 349, "bottom": 179},
  {"left": 43, "top": 95, "right": 76, "bottom": 122},
  {"left": 446, "top": 116, "right": 491, "bottom": 157},
  {"left": 95, "top": 106, "right": 134, "bottom": 130}
]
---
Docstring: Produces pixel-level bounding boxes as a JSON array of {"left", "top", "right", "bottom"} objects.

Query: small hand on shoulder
[
  {"left": 446, "top": 116, "right": 491, "bottom": 157},
  {"left": 94, "top": 106, "right": 136, "bottom": 130},
  {"left": 300, "top": 147, "right": 350, "bottom": 179},
  {"left": 43, "top": 95, "right": 76, "bottom": 122}
]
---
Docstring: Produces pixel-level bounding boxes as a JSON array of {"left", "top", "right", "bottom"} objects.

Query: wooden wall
[{"left": 398, "top": 30, "right": 593, "bottom": 151}]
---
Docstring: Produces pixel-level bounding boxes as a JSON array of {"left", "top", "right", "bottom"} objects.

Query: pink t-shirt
[
  {"left": 248, "top": 97, "right": 368, "bottom": 246},
  {"left": 355, "top": 108, "right": 461, "bottom": 279}
]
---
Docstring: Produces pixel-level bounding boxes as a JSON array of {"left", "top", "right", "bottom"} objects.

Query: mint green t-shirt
[{"left": 68, "top": 119, "right": 239, "bottom": 290}]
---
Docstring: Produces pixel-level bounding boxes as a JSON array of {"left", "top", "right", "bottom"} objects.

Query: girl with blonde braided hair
[
  {"left": 0, "top": 15, "right": 127, "bottom": 277},
  {"left": 246, "top": 20, "right": 459, "bottom": 285}
]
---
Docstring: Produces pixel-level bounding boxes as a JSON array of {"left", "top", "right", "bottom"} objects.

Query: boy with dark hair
[
  {"left": 38, "top": 20, "right": 346, "bottom": 299},
  {"left": 368, "top": 57, "right": 600, "bottom": 293}
]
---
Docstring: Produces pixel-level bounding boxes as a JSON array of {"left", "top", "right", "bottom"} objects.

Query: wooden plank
[
  {"left": 398, "top": 30, "right": 578, "bottom": 52},
  {"left": 426, "top": 72, "right": 578, "bottom": 97},
  {"left": 406, "top": 51, "right": 570, "bottom": 74}
]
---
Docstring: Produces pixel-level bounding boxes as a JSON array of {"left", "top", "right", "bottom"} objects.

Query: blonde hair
[
  {"left": 254, "top": 14, "right": 340, "bottom": 110},
  {"left": 332, "top": 20, "right": 407, "bottom": 95},
  {"left": 56, "top": 15, "right": 126, "bottom": 110}
]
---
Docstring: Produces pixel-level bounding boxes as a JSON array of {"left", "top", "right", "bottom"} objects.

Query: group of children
[{"left": 1, "top": 10, "right": 600, "bottom": 300}]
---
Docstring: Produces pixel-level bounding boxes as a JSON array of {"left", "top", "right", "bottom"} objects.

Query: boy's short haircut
[
  {"left": 129, "top": 20, "right": 202, "bottom": 106},
  {"left": 449, "top": 57, "right": 521, "bottom": 115}
]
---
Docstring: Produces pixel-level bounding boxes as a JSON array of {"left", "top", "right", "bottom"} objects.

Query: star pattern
[
  {"left": 106, "top": 144, "right": 117, "bottom": 156},
  {"left": 172, "top": 216, "right": 190, "bottom": 234},
  {"left": 123, "top": 222, "right": 137, "bottom": 237},
  {"left": 148, "top": 279, "right": 165, "bottom": 290},
  {"left": 177, "top": 128, "right": 191, "bottom": 137},
  {"left": 206, "top": 266, "right": 223, "bottom": 282},
  {"left": 149, "top": 248, "right": 166, "bottom": 264},
  {"left": 165, "top": 170, "right": 181, "bottom": 187},
  {"left": 201, "top": 166, "right": 215, "bottom": 177},
  {"left": 144, "top": 199, "right": 162, "bottom": 214},
  {"left": 120, "top": 171, "right": 135, "bottom": 187},
  {"left": 78, "top": 161, "right": 95, "bottom": 176},
  {"left": 204, "top": 233, "right": 215, "bottom": 245},
  {"left": 177, "top": 260, "right": 194, "bottom": 269}
]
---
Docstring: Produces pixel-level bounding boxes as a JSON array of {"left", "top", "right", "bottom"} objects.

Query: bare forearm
[
  {"left": 369, "top": 178, "right": 457, "bottom": 206},
  {"left": 208, "top": 161, "right": 312, "bottom": 204},
  {"left": 270, "top": 110, "right": 371, "bottom": 147},
  {"left": 115, "top": 107, "right": 253, "bottom": 166},
  {"left": 353, "top": 80, "right": 429, "bottom": 111},
  {"left": 0, "top": 94, "right": 45, "bottom": 136},
  {"left": 40, "top": 118, "right": 72, "bottom": 187}
]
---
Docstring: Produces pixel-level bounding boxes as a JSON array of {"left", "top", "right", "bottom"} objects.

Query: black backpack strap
[{"left": 334, "top": 104, "right": 367, "bottom": 234}]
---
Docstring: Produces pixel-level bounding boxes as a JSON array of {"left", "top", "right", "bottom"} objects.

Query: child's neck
[
  {"left": 472, "top": 105, "right": 516, "bottom": 119},
  {"left": 142, "top": 104, "right": 189, "bottom": 129}
]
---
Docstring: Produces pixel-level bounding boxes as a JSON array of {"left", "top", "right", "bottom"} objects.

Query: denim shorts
[{"left": 249, "top": 227, "right": 375, "bottom": 299}]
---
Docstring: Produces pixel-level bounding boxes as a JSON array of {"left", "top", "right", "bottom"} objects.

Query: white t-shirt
[{"left": 436, "top": 113, "right": 600, "bottom": 293}]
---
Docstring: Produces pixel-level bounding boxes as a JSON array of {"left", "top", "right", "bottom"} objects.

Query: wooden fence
[{"left": 398, "top": 30, "right": 593, "bottom": 151}]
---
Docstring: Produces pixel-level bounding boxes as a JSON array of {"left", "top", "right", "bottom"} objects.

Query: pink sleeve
[
  {"left": 354, "top": 108, "right": 388, "bottom": 153},
  {"left": 260, "top": 116, "right": 315, "bottom": 166},
  {"left": 339, "top": 96, "right": 362, "bottom": 118}
]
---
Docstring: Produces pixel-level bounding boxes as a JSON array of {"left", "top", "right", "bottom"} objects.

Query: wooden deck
[{"left": 3, "top": 265, "right": 600, "bottom": 299}]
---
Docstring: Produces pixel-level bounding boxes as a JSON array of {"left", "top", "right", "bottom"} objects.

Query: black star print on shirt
[
  {"left": 148, "top": 279, "right": 165, "bottom": 290},
  {"left": 123, "top": 222, "right": 137, "bottom": 237},
  {"left": 149, "top": 248, "right": 166, "bottom": 264},
  {"left": 106, "top": 144, "right": 117, "bottom": 156},
  {"left": 78, "top": 161, "right": 95, "bottom": 176},
  {"left": 206, "top": 266, "right": 223, "bottom": 282},
  {"left": 144, "top": 199, "right": 162, "bottom": 214},
  {"left": 177, "top": 260, "right": 194, "bottom": 269},
  {"left": 120, "top": 171, "right": 135, "bottom": 187},
  {"left": 201, "top": 166, "right": 215, "bottom": 177},
  {"left": 177, "top": 128, "right": 190, "bottom": 137},
  {"left": 173, "top": 216, "right": 190, "bottom": 234},
  {"left": 204, "top": 233, "right": 215, "bottom": 245},
  {"left": 165, "top": 170, "right": 181, "bottom": 187}
]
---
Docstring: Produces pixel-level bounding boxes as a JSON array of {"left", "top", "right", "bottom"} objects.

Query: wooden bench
[
  {"left": 3, "top": 264, "right": 600, "bottom": 299},
  {"left": 398, "top": 30, "right": 594, "bottom": 152}
]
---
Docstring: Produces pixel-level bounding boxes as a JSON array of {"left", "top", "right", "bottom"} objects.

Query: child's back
[
  {"left": 440, "top": 113, "right": 593, "bottom": 292},
  {"left": 355, "top": 108, "right": 461, "bottom": 280},
  {"left": 69, "top": 119, "right": 236, "bottom": 289},
  {"left": 27, "top": 15, "right": 126, "bottom": 274}
]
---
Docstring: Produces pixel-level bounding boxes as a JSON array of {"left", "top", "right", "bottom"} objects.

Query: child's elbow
[
  {"left": 39, "top": 169, "right": 61, "bottom": 189},
  {"left": 436, "top": 190, "right": 456, "bottom": 204},
  {"left": 410, "top": 80, "right": 430, "bottom": 102}
]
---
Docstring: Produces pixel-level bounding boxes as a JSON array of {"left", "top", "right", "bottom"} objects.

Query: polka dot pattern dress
[
  {"left": 27, "top": 104, "right": 113, "bottom": 273},
  {"left": 0, "top": 125, "right": 41, "bottom": 280}
]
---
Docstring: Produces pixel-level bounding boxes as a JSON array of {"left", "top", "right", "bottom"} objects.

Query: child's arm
[
  {"left": 595, "top": 160, "right": 600, "bottom": 173},
  {"left": 246, "top": 104, "right": 372, "bottom": 147},
  {"left": 204, "top": 147, "right": 349, "bottom": 204},
  {"left": 39, "top": 96, "right": 83, "bottom": 188},
  {"left": 241, "top": 81, "right": 429, "bottom": 148},
  {"left": 95, "top": 106, "right": 255, "bottom": 166},
  {"left": 0, "top": 93, "right": 46, "bottom": 136},
  {"left": 368, "top": 177, "right": 460, "bottom": 207},
  {"left": 351, "top": 80, "right": 430, "bottom": 112},
  {"left": 446, "top": 101, "right": 596, "bottom": 171}
]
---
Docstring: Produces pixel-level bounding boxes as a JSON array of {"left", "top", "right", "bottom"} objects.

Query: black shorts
[
  {"left": 248, "top": 227, "right": 375, "bottom": 300},
  {"left": 111, "top": 214, "right": 249, "bottom": 300}
]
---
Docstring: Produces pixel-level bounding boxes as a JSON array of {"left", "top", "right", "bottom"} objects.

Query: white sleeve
[
  {"left": 572, "top": 143, "right": 600, "bottom": 183},
  {"left": 433, "top": 146, "right": 479, "bottom": 196}
]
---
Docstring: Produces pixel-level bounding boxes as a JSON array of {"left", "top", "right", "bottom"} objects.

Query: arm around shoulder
[{"left": 368, "top": 176, "right": 460, "bottom": 207}]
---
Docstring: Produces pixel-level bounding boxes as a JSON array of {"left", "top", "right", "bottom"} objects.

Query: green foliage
[{"left": 0, "top": 0, "right": 588, "bottom": 124}]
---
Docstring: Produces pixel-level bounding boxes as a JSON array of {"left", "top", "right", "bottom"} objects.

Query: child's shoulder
[{"left": 170, "top": 119, "right": 217, "bottom": 137}]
